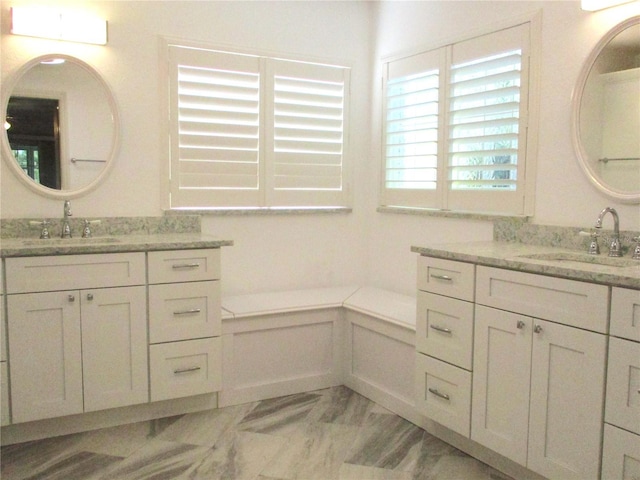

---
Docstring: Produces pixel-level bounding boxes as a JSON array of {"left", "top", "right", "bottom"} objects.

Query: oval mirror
[
  {"left": 1, "top": 54, "right": 119, "bottom": 199},
  {"left": 572, "top": 15, "right": 640, "bottom": 203}
]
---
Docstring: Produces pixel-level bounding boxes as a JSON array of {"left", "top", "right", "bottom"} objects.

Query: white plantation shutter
[
  {"left": 381, "top": 49, "right": 445, "bottom": 208},
  {"left": 446, "top": 24, "right": 530, "bottom": 213},
  {"left": 267, "top": 59, "right": 349, "bottom": 206},
  {"left": 381, "top": 22, "right": 534, "bottom": 215},
  {"left": 167, "top": 44, "right": 350, "bottom": 209},
  {"left": 169, "top": 46, "right": 262, "bottom": 207}
]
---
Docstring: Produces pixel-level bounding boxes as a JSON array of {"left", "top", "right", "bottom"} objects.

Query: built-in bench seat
[{"left": 220, "top": 286, "right": 417, "bottom": 421}]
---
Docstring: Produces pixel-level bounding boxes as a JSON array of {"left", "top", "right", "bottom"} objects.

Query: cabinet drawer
[
  {"left": 1, "top": 295, "right": 5, "bottom": 362},
  {"left": 416, "top": 291, "right": 473, "bottom": 370},
  {"left": 5, "top": 253, "right": 146, "bottom": 293},
  {"left": 417, "top": 257, "right": 475, "bottom": 301},
  {"left": 1, "top": 361, "right": 9, "bottom": 426},
  {"left": 601, "top": 424, "right": 640, "bottom": 480},
  {"left": 606, "top": 337, "right": 640, "bottom": 435},
  {"left": 475, "top": 266, "right": 609, "bottom": 333},
  {"left": 150, "top": 337, "right": 222, "bottom": 402},
  {"left": 611, "top": 287, "right": 640, "bottom": 342},
  {"left": 415, "top": 353, "right": 471, "bottom": 437},
  {"left": 149, "top": 281, "right": 221, "bottom": 343},
  {"left": 148, "top": 249, "right": 220, "bottom": 284}
]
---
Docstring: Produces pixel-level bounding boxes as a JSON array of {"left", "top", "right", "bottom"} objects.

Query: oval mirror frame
[
  {"left": 571, "top": 15, "right": 640, "bottom": 204},
  {"left": 1, "top": 54, "right": 120, "bottom": 199}
]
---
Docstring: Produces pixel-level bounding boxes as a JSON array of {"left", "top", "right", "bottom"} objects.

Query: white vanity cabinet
[
  {"left": 472, "top": 266, "right": 608, "bottom": 480},
  {"left": 5, "top": 253, "right": 148, "bottom": 423},
  {"left": 415, "top": 256, "right": 475, "bottom": 437},
  {"left": 601, "top": 287, "right": 640, "bottom": 480},
  {"left": 147, "top": 249, "right": 222, "bottom": 402}
]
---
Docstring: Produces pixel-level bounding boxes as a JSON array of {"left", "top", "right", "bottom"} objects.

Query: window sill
[
  {"left": 165, "top": 207, "right": 352, "bottom": 216},
  {"left": 377, "top": 206, "right": 529, "bottom": 222}
]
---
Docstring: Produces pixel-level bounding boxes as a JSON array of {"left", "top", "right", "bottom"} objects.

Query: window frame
[
  {"left": 379, "top": 13, "right": 540, "bottom": 217},
  {"left": 161, "top": 37, "right": 352, "bottom": 211}
]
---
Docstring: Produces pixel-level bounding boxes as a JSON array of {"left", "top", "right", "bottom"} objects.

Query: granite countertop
[
  {"left": 412, "top": 241, "right": 640, "bottom": 289},
  {"left": 0, "top": 233, "right": 234, "bottom": 258}
]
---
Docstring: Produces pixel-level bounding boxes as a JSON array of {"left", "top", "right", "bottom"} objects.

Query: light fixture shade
[
  {"left": 581, "top": 0, "right": 636, "bottom": 11},
  {"left": 11, "top": 7, "right": 107, "bottom": 45}
]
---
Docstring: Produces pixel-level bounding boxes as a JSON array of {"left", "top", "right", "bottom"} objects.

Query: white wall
[{"left": 1, "top": 1, "right": 639, "bottom": 297}]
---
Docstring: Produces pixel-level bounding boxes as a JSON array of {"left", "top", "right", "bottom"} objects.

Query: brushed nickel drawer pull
[
  {"left": 430, "top": 324, "right": 453, "bottom": 334},
  {"left": 174, "top": 366, "right": 201, "bottom": 375},
  {"left": 430, "top": 273, "right": 453, "bottom": 282},
  {"left": 173, "top": 309, "right": 201, "bottom": 316},
  {"left": 172, "top": 263, "right": 200, "bottom": 269},
  {"left": 428, "top": 387, "right": 450, "bottom": 401}
]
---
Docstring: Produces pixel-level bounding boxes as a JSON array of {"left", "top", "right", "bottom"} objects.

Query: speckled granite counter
[
  {"left": 0, "top": 233, "right": 233, "bottom": 258},
  {"left": 412, "top": 241, "right": 640, "bottom": 289}
]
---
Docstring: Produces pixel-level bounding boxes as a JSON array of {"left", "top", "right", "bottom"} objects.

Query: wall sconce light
[
  {"left": 11, "top": 7, "right": 108, "bottom": 45},
  {"left": 581, "top": 0, "right": 637, "bottom": 11}
]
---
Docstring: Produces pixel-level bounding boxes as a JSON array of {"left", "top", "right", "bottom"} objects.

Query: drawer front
[
  {"left": 417, "top": 256, "right": 475, "bottom": 302},
  {"left": 149, "top": 281, "right": 221, "bottom": 343},
  {"left": 601, "top": 424, "right": 640, "bottom": 480},
  {"left": 475, "top": 266, "right": 609, "bottom": 333},
  {"left": 150, "top": 337, "right": 222, "bottom": 402},
  {"left": 1, "top": 361, "right": 9, "bottom": 426},
  {"left": 415, "top": 353, "right": 471, "bottom": 438},
  {"left": 148, "top": 249, "right": 220, "bottom": 284},
  {"left": 606, "top": 337, "right": 640, "bottom": 435},
  {"left": 5, "top": 253, "right": 146, "bottom": 293},
  {"left": 611, "top": 287, "right": 640, "bottom": 342},
  {"left": 416, "top": 291, "right": 473, "bottom": 370}
]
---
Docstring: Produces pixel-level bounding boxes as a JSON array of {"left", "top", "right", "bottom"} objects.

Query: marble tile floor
[{"left": 0, "top": 386, "right": 514, "bottom": 480}]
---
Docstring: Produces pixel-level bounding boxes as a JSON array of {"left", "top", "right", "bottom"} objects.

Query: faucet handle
[
  {"left": 29, "top": 219, "right": 51, "bottom": 239},
  {"left": 82, "top": 219, "right": 102, "bottom": 238},
  {"left": 580, "top": 230, "right": 600, "bottom": 255},
  {"left": 632, "top": 236, "right": 640, "bottom": 260}
]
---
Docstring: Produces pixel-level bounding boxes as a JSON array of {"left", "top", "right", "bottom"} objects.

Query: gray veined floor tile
[
  {"left": 157, "top": 402, "right": 256, "bottom": 447},
  {"left": 22, "top": 451, "right": 123, "bottom": 480},
  {"left": 182, "top": 430, "right": 288, "bottom": 480},
  {"left": 238, "top": 392, "right": 323, "bottom": 436},
  {"left": 338, "top": 463, "right": 414, "bottom": 480},
  {"left": 99, "top": 438, "right": 212, "bottom": 480},
  {"left": 307, "top": 386, "right": 374, "bottom": 426},
  {"left": 344, "top": 413, "right": 426, "bottom": 472},
  {"left": 1, "top": 434, "right": 86, "bottom": 480},
  {"left": 260, "top": 421, "right": 360, "bottom": 480}
]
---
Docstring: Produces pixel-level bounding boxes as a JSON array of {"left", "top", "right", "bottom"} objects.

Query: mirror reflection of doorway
[{"left": 6, "top": 96, "right": 61, "bottom": 189}]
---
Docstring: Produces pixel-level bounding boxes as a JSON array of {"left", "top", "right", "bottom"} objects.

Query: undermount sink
[
  {"left": 517, "top": 252, "right": 638, "bottom": 268},
  {"left": 21, "top": 237, "right": 122, "bottom": 246}
]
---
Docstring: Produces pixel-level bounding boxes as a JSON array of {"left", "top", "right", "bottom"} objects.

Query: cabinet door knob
[
  {"left": 68, "top": 294, "right": 75, "bottom": 302},
  {"left": 534, "top": 324, "right": 543, "bottom": 334},
  {"left": 87, "top": 293, "right": 94, "bottom": 301},
  {"left": 517, "top": 320, "right": 525, "bottom": 330}
]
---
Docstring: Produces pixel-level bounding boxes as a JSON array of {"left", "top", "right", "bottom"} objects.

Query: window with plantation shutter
[
  {"left": 381, "top": 20, "right": 537, "bottom": 215},
  {"left": 267, "top": 59, "right": 349, "bottom": 207},
  {"left": 166, "top": 43, "right": 350, "bottom": 209}
]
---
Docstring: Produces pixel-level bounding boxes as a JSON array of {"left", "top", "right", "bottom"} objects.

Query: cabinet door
[
  {"left": 528, "top": 319, "right": 607, "bottom": 480},
  {"left": 471, "top": 306, "right": 531, "bottom": 466},
  {"left": 605, "top": 337, "right": 640, "bottom": 435},
  {"left": 601, "top": 423, "right": 640, "bottom": 480},
  {"left": 7, "top": 292, "right": 83, "bottom": 423},
  {"left": 81, "top": 286, "right": 148, "bottom": 412}
]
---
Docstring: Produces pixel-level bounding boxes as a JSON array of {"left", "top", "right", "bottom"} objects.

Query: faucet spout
[
  {"left": 62, "top": 200, "right": 72, "bottom": 238},
  {"left": 595, "top": 207, "right": 621, "bottom": 257}
]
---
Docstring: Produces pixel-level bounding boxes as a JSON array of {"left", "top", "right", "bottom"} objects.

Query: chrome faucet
[
  {"left": 62, "top": 200, "right": 72, "bottom": 238},
  {"left": 595, "top": 207, "right": 622, "bottom": 257}
]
